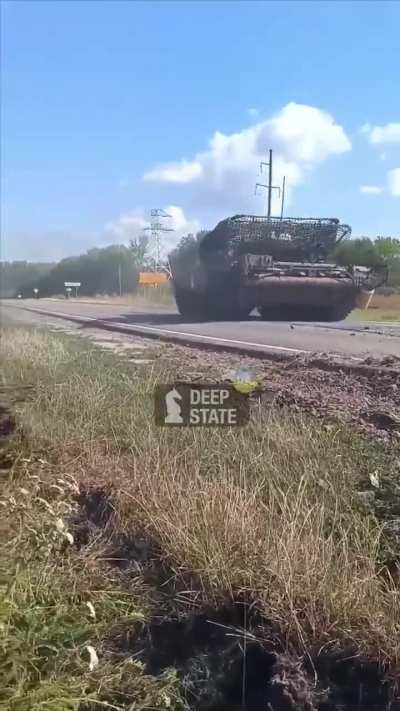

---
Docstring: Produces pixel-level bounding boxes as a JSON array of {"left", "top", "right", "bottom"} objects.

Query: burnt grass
[
  {"left": 0, "top": 403, "right": 16, "bottom": 440},
  {"left": 0, "top": 400, "right": 17, "bottom": 482},
  {"left": 70, "top": 486, "right": 400, "bottom": 711}
]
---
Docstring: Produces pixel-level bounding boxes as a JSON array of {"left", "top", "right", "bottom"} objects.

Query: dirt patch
[
  {"left": 107, "top": 602, "right": 399, "bottom": 711},
  {"left": 313, "top": 651, "right": 399, "bottom": 711},
  {"left": 160, "top": 344, "right": 400, "bottom": 439},
  {"left": 0, "top": 404, "right": 16, "bottom": 439},
  {"left": 73, "top": 487, "right": 400, "bottom": 711},
  {"left": 0, "top": 402, "right": 17, "bottom": 480},
  {"left": 130, "top": 608, "right": 314, "bottom": 711},
  {"left": 71, "top": 485, "right": 116, "bottom": 545}
]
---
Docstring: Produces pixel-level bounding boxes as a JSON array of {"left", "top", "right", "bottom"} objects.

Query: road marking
[
  {"left": 23, "top": 307, "right": 311, "bottom": 354},
  {"left": 12, "top": 304, "right": 366, "bottom": 361},
  {"left": 117, "top": 321, "right": 312, "bottom": 354}
]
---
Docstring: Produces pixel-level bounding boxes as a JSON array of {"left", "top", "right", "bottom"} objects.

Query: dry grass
[
  {"left": 1, "top": 325, "right": 400, "bottom": 707},
  {"left": 54, "top": 283, "right": 176, "bottom": 309},
  {"left": 350, "top": 292, "right": 400, "bottom": 321},
  {"left": 0, "top": 327, "right": 69, "bottom": 373}
]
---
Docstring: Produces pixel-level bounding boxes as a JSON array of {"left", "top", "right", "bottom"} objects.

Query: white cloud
[
  {"left": 387, "top": 168, "right": 400, "bottom": 197},
  {"left": 105, "top": 205, "right": 200, "bottom": 255},
  {"left": 358, "top": 171, "right": 400, "bottom": 198},
  {"left": 165, "top": 205, "right": 201, "bottom": 237},
  {"left": 105, "top": 209, "right": 148, "bottom": 240},
  {"left": 360, "top": 185, "right": 383, "bottom": 195},
  {"left": 362, "top": 122, "right": 400, "bottom": 145},
  {"left": 144, "top": 160, "right": 203, "bottom": 184},
  {"left": 142, "top": 102, "right": 351, "bottom": 215}
]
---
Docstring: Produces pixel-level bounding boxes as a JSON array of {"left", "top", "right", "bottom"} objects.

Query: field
[
  {"left": 67, "top": 284, "right": 175, "bottom": 309},
  {"left": 1, "top": 326, "right": 400, "bottom": 710},
  {"left": 350, "top": 292, "right": 400, "bottom": 322}
]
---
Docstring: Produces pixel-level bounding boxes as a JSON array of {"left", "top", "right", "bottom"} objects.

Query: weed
[{"left": 1, "top": 325, "right": 400, "bottom": 708}]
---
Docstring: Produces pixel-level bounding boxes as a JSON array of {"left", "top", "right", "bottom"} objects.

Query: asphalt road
[{"left": 2, "top": 298, "right": 400, "bottom": 360}]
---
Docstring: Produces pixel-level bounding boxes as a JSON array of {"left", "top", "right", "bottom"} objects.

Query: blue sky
[{"left": 2, "top": 0, "right": 400, "bottom": 262}]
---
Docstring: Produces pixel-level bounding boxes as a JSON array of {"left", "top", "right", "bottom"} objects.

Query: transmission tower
[{"left": 144, "top": 209, "right": 174, "bottom": 271}]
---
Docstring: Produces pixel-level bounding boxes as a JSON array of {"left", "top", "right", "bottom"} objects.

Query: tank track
[{"left": 174, "top": 287, "right": 251, "bottom": 321}]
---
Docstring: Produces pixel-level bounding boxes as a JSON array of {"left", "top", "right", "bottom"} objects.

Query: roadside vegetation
[
  {"left": 1, "top": 326, "right": 400, "bottom": 709},
  {"left": 54, "top": 283, "right": 175, "bottom": 308},
  {"left": 350, "top": 291, "right": 400, "bottom": 322}
]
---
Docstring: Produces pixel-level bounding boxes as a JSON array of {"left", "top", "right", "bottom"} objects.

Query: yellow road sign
[{"left": 139, "top": 271, "right": 168, "bottom": 286}]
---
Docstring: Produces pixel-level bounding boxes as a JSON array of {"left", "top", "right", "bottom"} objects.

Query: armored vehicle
[{"left": 169, "top": 215, "right": 386, "bottom": 321}]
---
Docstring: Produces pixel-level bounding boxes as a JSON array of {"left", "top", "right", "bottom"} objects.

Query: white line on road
[
  {"left": 29, "top": 308, "right": 311, "bottom": 353},
  {"left": 118, "top": 322, "right": 311, "bottom": 354},
  {"left": 14, "top": 305, "right": 365, "bottom": 361}
]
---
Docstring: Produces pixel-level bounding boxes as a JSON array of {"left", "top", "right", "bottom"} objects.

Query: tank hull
[{"left": 169, "top": 215, "right": 387, "bottom": 322}]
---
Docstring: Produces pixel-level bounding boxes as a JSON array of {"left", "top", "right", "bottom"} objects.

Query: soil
[
  {"left": 0, "top": 399, "right": 17, "bottom": 481},
  {"left": 0, "top": 403, "right": 15, "bottom": 440},
  {"left": 159, "top": 344, "right": 400, "bottom": 439},
  {"left": 73, "top": 488, "right": 400, "bottom": 711}
]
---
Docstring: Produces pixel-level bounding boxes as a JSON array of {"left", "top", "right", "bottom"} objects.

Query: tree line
[
  {"left": 333, "top": 237, "right": 400, "bottom": 288},
  {"left": 1, "top": 234, "right": 399, "bottom": 298},
  {"left": 0, "top": 261, "right": 55, "bottom": 297},
  {"left": 1, "top": 245, "right": 141, "bottom": 298}
]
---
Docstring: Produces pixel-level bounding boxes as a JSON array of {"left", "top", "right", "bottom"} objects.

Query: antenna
[
  {"left": 144, "top": 208, "right": 174, "bottom": 271},
  {"left": 255, "top": 149, "right": 281, "bottom": 218}
]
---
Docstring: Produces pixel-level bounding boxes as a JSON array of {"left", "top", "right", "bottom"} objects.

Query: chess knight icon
[{"left": 164, "top": 387, "right": 183, "bottom": 424}]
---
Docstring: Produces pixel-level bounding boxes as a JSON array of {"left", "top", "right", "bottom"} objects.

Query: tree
[
  {"left": 375, "top": 238, "right": 400, "bottom": 288},
  {"left": 21, "top": 245, "right": 140, "bottom": 297},
  {"left": 129, "top": 235, "right": 151, "bottom": 268},
  {"left": 0, "top": 261, "right": 55, "bottom": 297},
  {"left": 196, "top": 230, "right": 209, "bottom": 241},
  {"left": 333, "top": 238, "right": 384, "bottom": 268},
  {"left": 374, "top": 237, "right": 400, "bottom": 261}
]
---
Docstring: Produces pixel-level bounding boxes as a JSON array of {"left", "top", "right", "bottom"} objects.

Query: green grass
[
  {"left": 1, "top": 325, "right": 400, "bottom": 708},
  {"left": 0, "top": 450, "right": 180, "bottom": 710},
  {"left": 350, "top": 308, "right": 400, "bottom": 322}
]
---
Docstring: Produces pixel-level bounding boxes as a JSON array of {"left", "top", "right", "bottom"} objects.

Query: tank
[{"left": 169, "top": 215, "right": 387, "bottom": 321}]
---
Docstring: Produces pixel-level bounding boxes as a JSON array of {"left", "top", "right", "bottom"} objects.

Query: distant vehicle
[{"left": 169, "top": 215, "right": 387, "bottom": 321}]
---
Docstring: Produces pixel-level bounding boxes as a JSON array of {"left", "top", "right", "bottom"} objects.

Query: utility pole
[
  {"left": 118, "top": 264, "right": 122, "bottom": 296},
  {"left": 267, "top": 149, "right": 273, "bottom": 218},
  {"left": 144, "top": 209, "right": 174, "bottom": 271},
  {"left": 280, "top": 175, "right": 286, "bottom": 220},
  {"left": 255, "top": 148, "right": 281, "bottom": 218}
]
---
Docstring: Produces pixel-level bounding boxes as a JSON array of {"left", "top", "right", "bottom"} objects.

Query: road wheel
[{"left": 319, "top": 301, "right": 355, "bottom": 322}]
